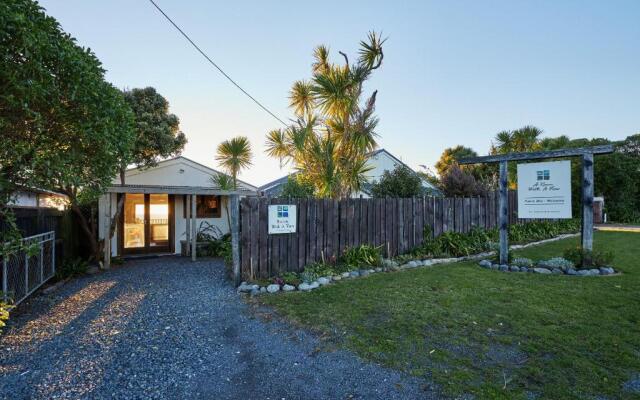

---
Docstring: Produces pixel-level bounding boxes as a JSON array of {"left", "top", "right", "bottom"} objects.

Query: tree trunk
[{"left": 71, "top": 203, "right": 100, "bottom": 261}]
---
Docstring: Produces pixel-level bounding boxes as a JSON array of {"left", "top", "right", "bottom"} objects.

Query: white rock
[
  {"left": 266, "top": 284, "right": 280, "bottom": 293},
  {"left": 298, "top": 281, "right": 320, "bottom": 291},
  {"left": 282, "top": 284, "right": 295, "bottom": 292},
  {"left": 317, "top": 277, "right": 331, "bottom": 285},
  {"left": 341, "top": 272, "right": 350, "bottom": 278},
  {"left": 332, "top": 275, "right": 342, "bottom": 281}
]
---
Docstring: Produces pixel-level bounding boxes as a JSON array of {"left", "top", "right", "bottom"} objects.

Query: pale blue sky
[{"left": 39, "top": 0, "right": 639, "bottom": 186}]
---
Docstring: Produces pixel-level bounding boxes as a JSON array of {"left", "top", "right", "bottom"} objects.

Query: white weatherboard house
[{"left": 98, "top": 156, "right": 257, "bottom": 258}]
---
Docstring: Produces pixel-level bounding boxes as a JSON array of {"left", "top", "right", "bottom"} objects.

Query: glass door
[
  {"left": 121, "top": 194, "right": 173, "bottom": 254},
  {"left": 149, "top": 194, "right": 170, "bottom": 249}
]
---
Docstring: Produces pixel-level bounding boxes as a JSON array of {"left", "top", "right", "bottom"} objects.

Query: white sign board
[
  {"left": 517, "top": 160, "right": 572, "bottom": 219},
  {"left": 268, "top": 205, "right": 297, "bottom": 234}
]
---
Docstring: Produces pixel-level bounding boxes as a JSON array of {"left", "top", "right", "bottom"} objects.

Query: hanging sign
[
  {"left": 268, "top": 205, "right": 297, "bottom": 234},
  {"left": 517, "top": 160, "right": 572, "bottom": 219}
]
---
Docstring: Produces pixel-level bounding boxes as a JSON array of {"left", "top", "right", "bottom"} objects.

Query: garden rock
[
  {"left": 520, "top": 267, "right": 529, "bottom": 273},
  {"left": 266, "top": 284, "right": 280, "bottom": 293},
  {"left": 551, "top": 268, "right": 563, "bottom": 275},
  {"left": 298, "top": 282, "right": 319, "bottom": 291},
  {"left": 509, "top": 266, "right": 520, "bottom": 272},
  {"left": 368, "top": 269, "right": 375, "bottom": 274},
  {"left": 375, "top": 267, "right": 383, "bottom": 272},
  {"left": 317, "top": 277, "right": 331, "bottom": 286},
  {"left": 238, "top": 283, "right": 259, "bottom": 293},
  {"left": 349, "top": 271, "right": 360, "bottom": 278},
  {"left": 332, "top": 275, "right": 342, "bottom": 281},
  {"left": 422, "top": 260, "right": 433, "bottom": 267},
  {"left": 599, "top": 267, "right": 615, "bottom": 275},
  {"left": 341, "top": 272, "right": 351, "bottom": 278},
  {"left": 576, "top": 269, "right": 591, "bottom": 276},
  {"left": 282, "top": 284, "right": 295, "bottom": 292},
  {"left": 260, "top": 287, "right": 267, "bottom": 293},
  {"left": 408, "top": 261, "right": 419, "bottom": 268},
  {"left": 589, "top": 269, "right": 600, "bottom": 276},
  {"left": 359, "top": 270, "right": 370, "bottom": 277},
  {"left": 491, "top": 264, "right": 499, "bottom": 270},
  {"left": 479, "top": 260, "right": 492, "bottom": 268},
  {"left": 499, "top": 264, "right": 509, "bottom": 272},
  {"left": 533, "top": 268, "right": 552, "bottom": 274},
  {"left": 567, "top": 268, "right": 577, "bottom": 275}
]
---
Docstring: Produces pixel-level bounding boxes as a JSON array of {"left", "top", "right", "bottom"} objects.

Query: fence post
[
  {"left": 2, "top": 257, "right": 7, "bottom": 302},
  {"left": 230, "top": 194, "right": 240, "bottom": 286},
  {"left": 499, "top": 160, "right": 509, "bottom": 264},
  {"left": 40, "top": 238, "right": 44, "bottom": 282},
  {"left": 582, "top": 153, "right": 594, "bottom": 266},
  {"left": 25, "top": 248, "right": 29, "bottom": 295},
  {"left": 191, "top": 194, "right": 197, "bottom": 261},
  {"left": 52, "top": 231, "right": 56, "bottom": 276}
]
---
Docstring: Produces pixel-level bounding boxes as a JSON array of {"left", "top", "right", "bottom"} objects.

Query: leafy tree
[
  {"left": 493, "top": 125, "right": 543, "bottom": 154},
  {"left": 435, "top": 146, "right": 478, "bottom": 177},
  {"left": 280, "top": 176, "right": 315, "bottom": 198},
  {"left": 265, "top": 32, "right": 386, "bottom": 198},
  {"left": 0, "top": 0, "right": 136, "bottom": 259},
  {"left": 370, "top": 165, "right": 425, "bottom": 198},
  {"left": 439, "top": 165, "right": 487, "bottom": 197},
  {"left": 215, "top": 136, "right": 253, "bottom": 187},
  {"left": 107, "top": 87, "right": 187, "bottom": 240}
]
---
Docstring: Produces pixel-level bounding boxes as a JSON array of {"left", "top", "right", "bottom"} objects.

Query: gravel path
[{"left": 0, "top": 257, "right": 437, "bottom": 400}]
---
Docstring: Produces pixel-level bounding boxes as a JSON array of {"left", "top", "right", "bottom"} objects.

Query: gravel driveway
[{"left": 0, "top": 257, "right": 436, "bottom": 400}]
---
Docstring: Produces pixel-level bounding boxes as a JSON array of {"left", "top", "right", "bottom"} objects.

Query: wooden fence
[{"left": 240, "top": 191, "right": 525, "bottom": 280}]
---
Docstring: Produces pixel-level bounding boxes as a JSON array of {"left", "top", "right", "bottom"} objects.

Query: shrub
[
  {"left": 0, "top": 299, "right": 11, "bottom": 333},
  {"left": 56, "top": 258, "right": 88, "bottom": 280},
  {"left": 303, "top": 262, "right": 336, "bottom": 277},
  {"left": 512, "top": 257, "right": 533, "bottom": 268},
  {"left": 370, "top": 165, "right": 425, "bottom": 198},
  {"left": 339, "top": 245, "right": 382, "bottom": 268},
  {"left": 539, "top": 257, "right": 574, "bottom": 271},
  {"left": 280, "top": 272, "right": 301, "bottom": 286},
  {"left": 563, "top": 247, "right": 615, "bottom": 268},
  {"left": 300, "top": 270, "right": 319, "bottom": 283}
]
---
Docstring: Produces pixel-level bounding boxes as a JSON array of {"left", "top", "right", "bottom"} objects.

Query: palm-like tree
[
  {"left": 265, "top": 32, "right": 385, "bottom": 198},
  {"left": 493, "top": 126, "right": 543, "bottom": 154},
  {"left": 215, "top": 136, "right": 253, "bottom": 188}
]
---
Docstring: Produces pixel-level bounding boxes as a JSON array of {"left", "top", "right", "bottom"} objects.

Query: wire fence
[{"left": 2, "top": 231, "right": 56, "bottom": 305}]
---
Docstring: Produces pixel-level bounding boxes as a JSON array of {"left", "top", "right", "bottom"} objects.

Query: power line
[{"left": 147, "top": 0, "right": 288, "bottom": 126}]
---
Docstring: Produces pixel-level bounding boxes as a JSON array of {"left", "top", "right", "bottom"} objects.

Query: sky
[{"left": 39, "top": 0, "right": 639, "bottom": 186}]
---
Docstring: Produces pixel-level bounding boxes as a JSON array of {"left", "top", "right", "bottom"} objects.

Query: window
[
  {"left": 183, "top": 195, "right": 221, "bottom": 218},
  {"left": 537, "top": 170, "right": 550, "bottom": 181}
]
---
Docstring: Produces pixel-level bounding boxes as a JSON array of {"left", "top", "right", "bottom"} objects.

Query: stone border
[
  {"left": 237, "top": 233, "right": 590, "bottom": 296},
  {"left": 477, "top": 259, "right": 616, "bottom": 276}
]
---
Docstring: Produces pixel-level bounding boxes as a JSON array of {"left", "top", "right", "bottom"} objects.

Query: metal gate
[{"left": 2, "top": 231, "right": 56, "bottom": 305}]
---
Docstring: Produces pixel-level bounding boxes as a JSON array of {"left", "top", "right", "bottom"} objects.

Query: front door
[{"left": 120, "top": 193, "right": 174, "bottom": 255}]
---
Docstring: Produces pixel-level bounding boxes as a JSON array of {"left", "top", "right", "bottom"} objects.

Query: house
[
  {"left": 8, "top": 187, "right": 68, "bottom": 210},
  {"left": 259, "top": 148, "right": 440, "bottom": 197},
  {"left": 98, "top": 156, "right": 257, "bottom": 258}
]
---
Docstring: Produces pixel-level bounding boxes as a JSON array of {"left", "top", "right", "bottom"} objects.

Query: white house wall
[
  {"left": 98, "top": 193, "right": 232, "bottom": 257},
  {"left": 365, "top": 151, "right": 402, "bottom": 183}
]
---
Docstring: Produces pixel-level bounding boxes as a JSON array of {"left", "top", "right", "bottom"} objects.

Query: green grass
[{"left": 259, "top": 232, "right": 640, "bottom": 399}]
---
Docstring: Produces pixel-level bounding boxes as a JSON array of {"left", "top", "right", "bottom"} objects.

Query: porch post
[
  {"left": 191, "top": 194, "right": 197, "bottom": 261},
  {"left": 185, "top": 195, "right": 191, "bottom": 256},
  {"left": 103, "top": 194, "right": 112, "bottom": 269},
  {"left": 230, "top": 194, "right": 240, "bottom": 285},
  {"left": 582, "top": 153, "right": 594, "bottom": 266},
  {"left": 498, "top": 160, "right": 509, "bottom": 264}
]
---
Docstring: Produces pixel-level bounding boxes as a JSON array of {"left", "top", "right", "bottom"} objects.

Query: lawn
[{"left": 258, "top": 231, "right": 640, "bottom": 399}]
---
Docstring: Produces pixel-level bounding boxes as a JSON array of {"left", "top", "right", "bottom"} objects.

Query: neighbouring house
[
  {"left": 259, "top": 148, "right": 440, "bottom": 197},
  {"left": 8, "top": 187, "right": 69, "bottom": 210},
  {"left": 98, "top": 156, "right": 257, "bottom": 258}
]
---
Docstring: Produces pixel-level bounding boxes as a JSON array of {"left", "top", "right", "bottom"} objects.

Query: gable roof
[{"left": 123, "top": 156, "right": 258, "bottom": 190}]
